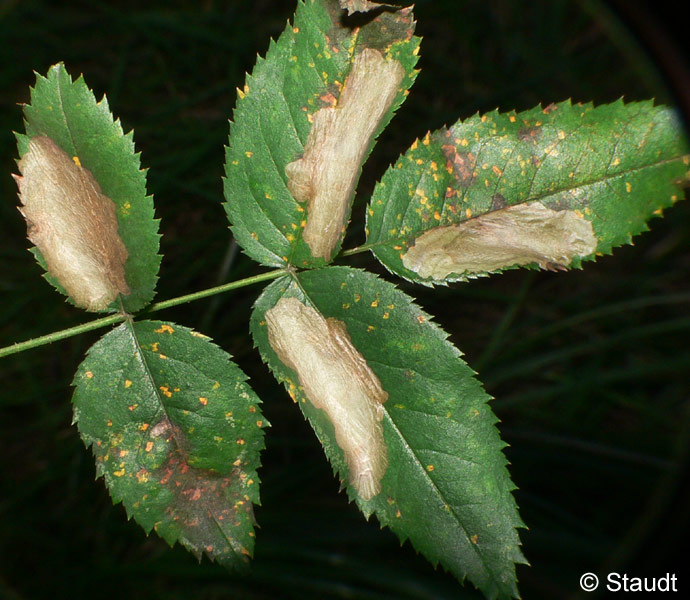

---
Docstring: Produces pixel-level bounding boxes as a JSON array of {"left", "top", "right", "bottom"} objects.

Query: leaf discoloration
[
  {"left": 266, "top": 297, "right": 388, "bottom": 500},
  {"left": 16, "top": 136, "right": 129, "bottom": 311},
  {"left": 286, "top": 48, "right": 404, "bottom": 260},
  {"left": 338, "top": 0, "right": 383, "bottom": 14},
  {"left": 402, "top": 202, "right": 598, "bottom": 280}
]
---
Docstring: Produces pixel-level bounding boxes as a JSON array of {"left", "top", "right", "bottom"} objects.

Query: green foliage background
[{"left": 1, "top": 1, "right": 688, "bottom": 598}]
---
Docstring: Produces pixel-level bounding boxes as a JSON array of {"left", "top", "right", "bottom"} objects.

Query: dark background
[{"left": 1, "top": 1, "right": 688, "bottom": 598}]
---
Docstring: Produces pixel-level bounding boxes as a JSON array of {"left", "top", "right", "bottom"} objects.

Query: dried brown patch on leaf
[
  {"left": 338, "top": 0, "right": 404, "bottom": 15},
  {"left": 339, "top": 0, "right": 381, "bottom": 13},
  {"left": 266, "top": 297, "right": 388, "bottom": 500},
  {"left": 154, "top": 453, "right": 254, "bottom": 564},
  {"left": 438, "top": 128, "right": 476, "bottom": 189},
  {"left": 15, "top": 136, "right": 129, "bottom": 311},
  {"left": 402, "top": 202, "right": 598, "bottom": 280},
  {"left": 286, "top": 48, "right": 405, "bottom": 260}
]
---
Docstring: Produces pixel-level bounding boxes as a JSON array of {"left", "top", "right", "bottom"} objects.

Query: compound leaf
[
  {"left": 367, "top": 99, "right": 689, "bottom": 284},
  {"left": 72, "top": 320, "right": 267, "bottom": 568},
  {"left": 17, "top": 63, "right": 161, "bottom": 312},
  {"left": 251, "top": 267, "right": 525, "bottom": 599},
  {"left": 224, "top": 0, "right": 419, "bottom": 268}
]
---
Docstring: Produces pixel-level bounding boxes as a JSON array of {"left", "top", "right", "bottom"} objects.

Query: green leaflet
[
  {"left": 366, "top": 99, "right": 690, "bottom": 284},
  {"left": 72, "top": 320, "right": 267, "bottom": 567},
  {"left": 251, "top": 267, "right": 525, "bottom": 600},
  {"left": 17, "top": 63, "right": 161, "bottom": 312},
  {"left": 224, "top": 0, "right": 419, "bottom": 268}
]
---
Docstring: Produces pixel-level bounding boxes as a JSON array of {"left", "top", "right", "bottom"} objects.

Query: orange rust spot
[
  {"left": 159, "top": 385, "right": 172, "bottom": 398},
  {"left": 320, "top": 92, "right": 337, "bottom": 107},
  {"left": 145, "top": 441, "right": 154, "bottom": 452},
  {"left": 128, "top": 404, "right": 138, "bottom": 411},
  {"left": 249, "top": 406, "right": 256, "bottom": 413},
  {"left": 417, "top": 315, "right": 425, "bottom": 324},
  {"left": 140, "top": 423, "right": 149, "bottom": 431},
  {"left": 433, "top": 211, "right": 441, "bottom": 221},
  {"left": 256, "top": 420, "right": 263, "bottom": 427},
  {"left": 395, "top": 509, "right": 402, "bottom": 518},
  {"left": 154, "top": 324, "right": 174, "bottom": 334},
  {"left": 371, "top": 299, "right": 379, "bottom": 307},
  {"left": 492, "top": 165, "right": 503, "bottom": 177},
  {"left": 124, "top": 379, "right": 132, "bottom": 388},
  {"left": 199, "top": 397, "right": 208, "bottom": 406},
  {"left": 236, "top": 438, "right": 245, "bottom": 445},
  {"left": 426, "top": 464, "right": 435, "bottom": 472},
  {"left": 107, "top": 419, "right": 113, "bottom": 427},
  {"left": 471, "top": 534, "right": 479, "bottom": 544},
  {"left": 85, "top": 371, "right": 93, "bottom": 379}
]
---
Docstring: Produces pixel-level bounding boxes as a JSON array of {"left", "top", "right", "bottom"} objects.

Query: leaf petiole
[{"left": 0, "top": 267, "right": 287, "bottom": 358}]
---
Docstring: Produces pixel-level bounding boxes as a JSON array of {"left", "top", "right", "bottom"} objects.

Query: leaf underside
[
  {"left": 251, "top": 266, "right": 525, "bottom": 599},
  {"left": 367, "top": 99, "right": 690, "bottom": 284},
  {"left": 224, "top": 0, "right": 419, "bottom": 268},
  {"left": 18, "top": 63, "right": 161, "bottom": 313},
  {"left": 72, "top": 320, "right": 267, "bottom": 567}
]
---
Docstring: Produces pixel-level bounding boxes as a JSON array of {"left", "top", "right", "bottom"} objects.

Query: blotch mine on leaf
[
  {"left": 285, "top": 48, "right": 404, "bottom": 260},
  {"left": 402, "top": 202, "right": 598, "bottom": 280},
  {"left": 338, "top": 0, "right": 389, "bottom": 14},
  {"left": 265, "top": 297, "right": 388, "bottom": 500},
  {"left": 15, "top": 136, "right": 130, "bottom": 311}
]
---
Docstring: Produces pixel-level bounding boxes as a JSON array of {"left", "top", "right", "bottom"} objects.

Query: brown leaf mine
[
  {"left": 16, "top": 136, "right": 130, "bottom": 311},
  {"left": 402, "top": 202, "right": 598, "bottom": 280},
  {"left": 266, "top": 297, "right": 388, "bottom": 500},
  {"left": 339, "top": 0, "right": 385, "bottom": 14},
  {"left": 286, "top": 48, "right": 405, "bottom": 260}
]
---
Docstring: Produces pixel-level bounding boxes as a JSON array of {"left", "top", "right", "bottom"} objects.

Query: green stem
[
  {"left": 0, "top": 268, "right": 286, "bottom": 358},
  {"left": 0, "top": 315, "right": 124, "bottom": 358},
  {"left": 340, "top": 244, "right": 372, "bottom": 257},
  {"left": 146, "top": 268, "right": 285, "bottom": 312}
]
